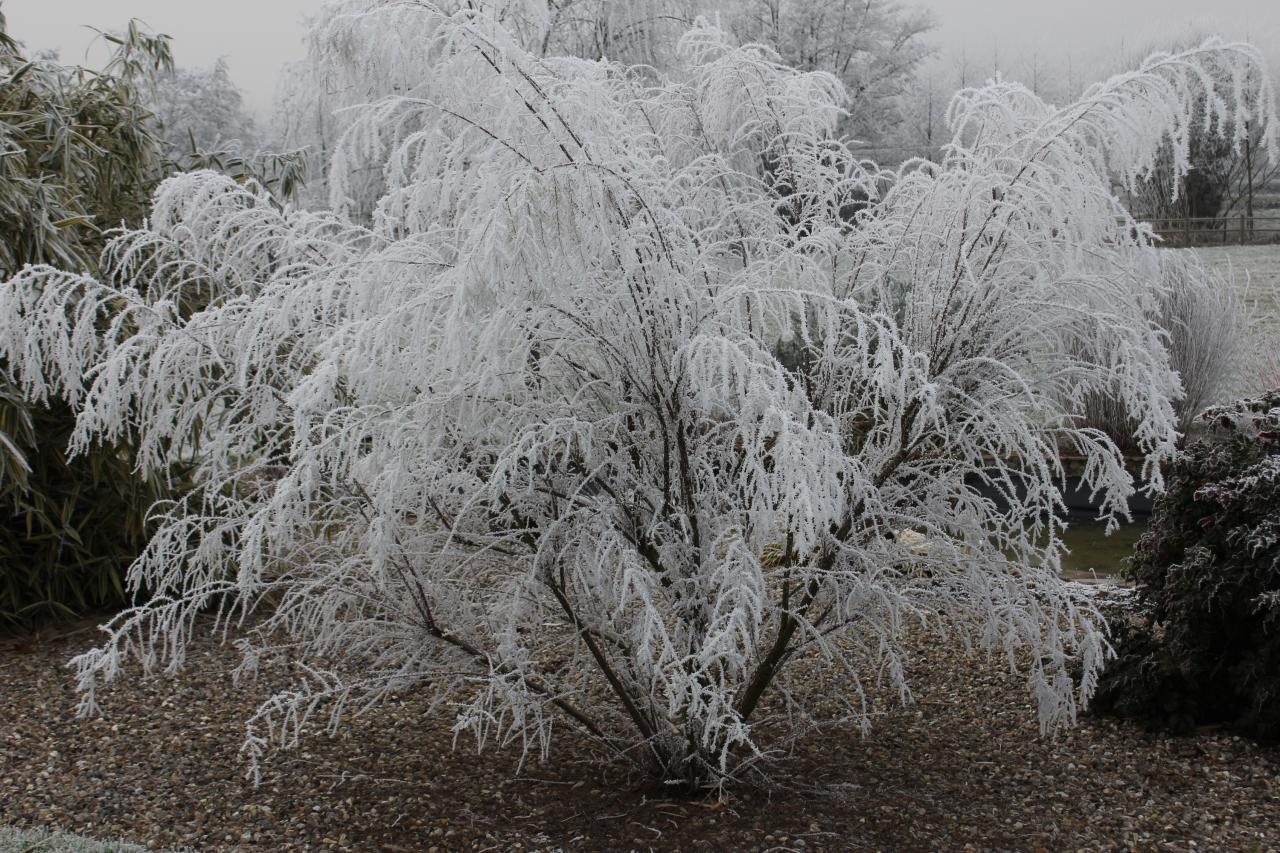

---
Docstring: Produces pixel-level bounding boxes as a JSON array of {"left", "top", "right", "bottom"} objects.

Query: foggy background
[{"left": 6, "top": 0, "right": 1279, "bottom": 116}]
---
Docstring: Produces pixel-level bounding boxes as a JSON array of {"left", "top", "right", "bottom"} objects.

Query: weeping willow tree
[{"left": 1, "top": 1, "right": 1275, "bottom": 787}]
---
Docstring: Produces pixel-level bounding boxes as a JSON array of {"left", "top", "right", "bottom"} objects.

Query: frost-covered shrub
[
  {"left": 1239, "top": 324, "right": 1280, "bottom": 401},
  {"left": 1093, "top": 391, "right": 1280, "bottom": 739},
  {"left": 0, "top": 1, "right": 1276, "bottom": 787},
  {"left": 1158, "top": 258, "right": 1244, "bottom": 429},
  {"left": 1072, "top": 251, "right": 1244, "bottom": 454}
]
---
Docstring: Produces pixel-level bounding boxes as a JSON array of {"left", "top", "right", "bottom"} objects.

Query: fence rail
[{"left": 1136, "top": 214, "right": 1280, "bottom": 247}]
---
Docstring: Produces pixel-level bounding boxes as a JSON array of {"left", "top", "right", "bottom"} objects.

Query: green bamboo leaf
[{"left": 6, "top": 60, "right": 33, "bottom": 83}]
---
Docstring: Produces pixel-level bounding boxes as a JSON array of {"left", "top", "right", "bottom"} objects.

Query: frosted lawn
[{"left": 1193, "top": 244, "right": 1280, "bottom": 330}]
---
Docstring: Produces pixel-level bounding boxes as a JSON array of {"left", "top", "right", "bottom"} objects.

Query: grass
[{"left": 0, "top": 827, "right": 195, "bottom": 853}]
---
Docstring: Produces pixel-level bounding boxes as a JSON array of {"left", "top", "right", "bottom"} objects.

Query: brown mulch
[{"left": 1, "top": 617, "right": 1278, "bottom": 853}]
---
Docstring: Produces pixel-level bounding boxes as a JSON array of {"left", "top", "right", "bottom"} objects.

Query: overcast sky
[{"left": 6, "top": 0, "right": 1279, "bottom": 115}]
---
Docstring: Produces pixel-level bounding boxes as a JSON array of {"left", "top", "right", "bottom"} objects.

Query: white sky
[{"left": 5, "top": 0, "right": 1279, "bottom": 115}]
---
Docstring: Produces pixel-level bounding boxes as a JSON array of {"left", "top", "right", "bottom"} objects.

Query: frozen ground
[
  {"left": 1188, "top": 244, "right": 1280, "bottom": 330},
  {"left": 0, "top": 826, "right": 193, "bottom": 852}
]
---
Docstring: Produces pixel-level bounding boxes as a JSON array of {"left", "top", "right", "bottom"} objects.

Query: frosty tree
[
  {"left": 721, "top": 0, "right": 935, "bottom": 143},
  {"left": 0, "top": 0, "right": 1275, "bottom": 788},
  {"left": 148, "top": 58, "right": 259, "bottom": 159},
  {"left": 275, "top": 0, "right": 700, "bottom": 217}
]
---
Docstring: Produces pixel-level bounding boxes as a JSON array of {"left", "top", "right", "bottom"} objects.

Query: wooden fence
[{"left": 1138, "top": 214, "right": 1280, "bottom": 247}]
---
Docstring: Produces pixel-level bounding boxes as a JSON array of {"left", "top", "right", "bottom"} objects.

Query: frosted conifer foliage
[{"left": 1, "top": 4, "right": 1275, "bottom": 788}]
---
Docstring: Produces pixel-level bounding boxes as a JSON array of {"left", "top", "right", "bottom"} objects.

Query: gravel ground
[{"left": 2, "top": 614, "right": 1278, "bottom": 853}]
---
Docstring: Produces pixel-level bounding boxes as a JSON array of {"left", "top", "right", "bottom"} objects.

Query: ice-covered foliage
[
  {"left": 1093, "top": 391, "right": 1280, "bottom": 739},
  {"left": 1, "top": 2, "right": 1276, "bottom": 787},
  {"left": 275, "top": 0, "right": 699, "bottom": 216},
  {"left": 1073, "top": 251, "right": 1246, "bottom": 451}
]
